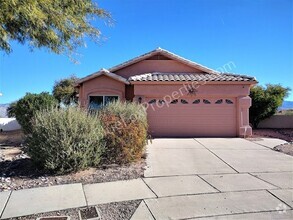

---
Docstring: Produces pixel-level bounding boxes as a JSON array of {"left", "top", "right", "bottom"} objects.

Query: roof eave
[
  {"left": 76, "top": 68, "right": 130, "bottom": 85},
  {"left": 130, "top": 81, "right": 257, "bottom": 85}
]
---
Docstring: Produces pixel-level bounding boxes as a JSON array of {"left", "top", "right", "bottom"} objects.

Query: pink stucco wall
[
  {"left": 79, "top": 75, "right": 125, "bottom": 107},
  {"left": 113, "top": 60, "right": 202, "bottom": 78}
]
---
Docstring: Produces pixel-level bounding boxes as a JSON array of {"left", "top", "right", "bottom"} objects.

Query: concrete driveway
[{"left": 134, "top": 138, "right": 293, "bottom": 220}]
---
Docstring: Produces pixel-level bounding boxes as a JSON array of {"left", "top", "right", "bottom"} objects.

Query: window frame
[{"left": 89, "top": 95, "right": 119, "bottom": 108}]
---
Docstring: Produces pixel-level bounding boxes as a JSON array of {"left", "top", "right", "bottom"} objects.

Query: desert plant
[
  {"left": 250, "top": 84, "right": 291, "bottom": 128},
  {"left": 26, "top": 107, "right": 104, "bottom": 174},
  {"left": 7, "top": 93, "right": 58, "bottom": 134},
  {"left": 53, "top": 75, "right": 79, "bottom": 105},
  {"left": 99, "top": 101, "right": 148, "bottom": 164}
]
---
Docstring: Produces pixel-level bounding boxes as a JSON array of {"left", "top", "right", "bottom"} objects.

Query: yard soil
[
  {"left": 0, "top": 130, "right": 24, "bottom": 146},
  {"left": 8, "top": 200, "right": 141, "bottom": 220}
]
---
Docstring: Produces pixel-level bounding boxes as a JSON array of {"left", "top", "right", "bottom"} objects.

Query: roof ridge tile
[{"left": 128, "top": 72, "right": 257, "bottom": 83}]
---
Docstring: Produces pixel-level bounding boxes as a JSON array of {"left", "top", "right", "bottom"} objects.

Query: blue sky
[{"left": 0, "top": 0, "right": 292, "bottom": 103}]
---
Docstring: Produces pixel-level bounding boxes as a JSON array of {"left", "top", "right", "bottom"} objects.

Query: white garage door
[{"left": 146, "top": 97, "right": 237, "bottom": 137}]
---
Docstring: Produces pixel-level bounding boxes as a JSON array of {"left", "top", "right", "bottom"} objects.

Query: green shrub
[
  {"left": 250, "top": 84, "right": 291, "bottom": 128},
  {"left": 99, "top": 101, "right": 148, "bottom": 164},
  {"left": 26, "top": 107, "right": 104, "bottom": 174},
  {"left": 7, "top": 92, "right": 58, "bottom": 134}
]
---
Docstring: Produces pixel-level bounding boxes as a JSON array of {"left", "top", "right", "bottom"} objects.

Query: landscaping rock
[{"left": 274, "top": 142, "right": 293, "bottom": 156}]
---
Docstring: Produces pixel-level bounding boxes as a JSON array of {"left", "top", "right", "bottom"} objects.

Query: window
[
  {"left": 181, "top": 99, "right": 188, "bottom": 104},
  {"left": 170, "top": 99, "right": 178, "bottom": 104},
  {"left": 105, "top": 96, "right": 118, "bottom": 104},
  {"left": 203, "top": 99, "right": 211, "bottom": 104},
  {"left": 89, "top": 95, "right": 118, "bottom": 109},
  {"left": 158, "top": 100, "right": 165, "bottom": 104},
  {"left": 225, "top": 99, "right": 233, "bottom": 104},
  {"left": 215, "top": 99, "right": 223, "bottom": 104},
  {"left": 193, "top": 99, "right": 200, "bottom": 104}
]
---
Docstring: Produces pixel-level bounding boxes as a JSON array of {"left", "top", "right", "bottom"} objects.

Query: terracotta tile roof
[{"left": 129, "top": 73, "right": 257, "bottom": 82}]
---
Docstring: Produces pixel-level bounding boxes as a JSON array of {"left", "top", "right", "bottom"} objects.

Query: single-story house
[{"left": 76, "top": 48, "right": 257, "bottom": 137}]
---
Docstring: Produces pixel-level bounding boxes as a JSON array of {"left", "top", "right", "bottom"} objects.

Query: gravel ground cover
[{"left": 252, "top": 128, "right": 293, "bottom": 142}]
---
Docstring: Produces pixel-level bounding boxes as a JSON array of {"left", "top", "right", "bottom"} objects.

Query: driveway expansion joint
[
  {"left": 245, "top": 139, "right": 273, "bottom": 149},
  {"left": 142, "top": 200, "right": 157, "bottom": 220},
  {"left": 141, "top": 178, "right": 159, "bottom": 198},
  {"left": 266, "top": 189, "right": 293, "bottom": 209},
  {"left": 81, "top": 184, "right": 89, "bottom": 207},
  {"left": 180, "top": 210, "right": 293, "bottom": 220},
  {"left": 196, "top": 175, "right": 221, "bottom": 193},
  {"left": 193, "top": 139, "right": 240, "bottom": 173},
  {"left": 249, "top": 171, "right": 293, "bottom": 174},
  {"left": 248, "top": 173, "right": 281, "bottom": 189},
  {"left": 143, "top": 189, "right": 279, "bottom": 200},
  {"left": 0, "top": 190, "right": 11, "bottom": 219},
  {"left": 143, "top": 172, "right": 237, "bottom": 178}
]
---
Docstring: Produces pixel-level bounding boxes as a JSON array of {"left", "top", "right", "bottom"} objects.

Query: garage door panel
[
  {"left": 148, "top": 118, "right": 235, "bottom": 127},
  {"left": 146, "top": 97, "right": 236, "bottom": 137},
  {"left": 148, "top": 116, "right": 235, "bottom": 122},
  {"left": 148, "top": 112, "right": 235, "bottom": 117}
]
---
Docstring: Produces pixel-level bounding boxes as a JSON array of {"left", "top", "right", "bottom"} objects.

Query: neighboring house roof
[
  {"left": 109, "top": 47, "right": 217, "bottom": 74},
  {"left": 129, "top": 72, "right": 257, "bottom": 83},
  {"left": 76, "top": 68, "right": 129, "bottom": 85}
]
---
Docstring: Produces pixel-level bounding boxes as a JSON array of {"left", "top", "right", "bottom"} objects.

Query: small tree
[
  {"left": 53, "top": 75, "right": 79, "bottom": 106},
  {"left": 7, "top": 93, "right": 58, "bottom": 134},
  {"left": 249, "top": 84, "right": 290, "bottom": 128}
]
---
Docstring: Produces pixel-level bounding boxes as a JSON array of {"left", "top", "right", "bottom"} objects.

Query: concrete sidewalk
[
  {"left": 0, "top": 179, "right": 156, "bottom": 219},
  {"left": 0, "top": 138, "right": 292, "bottom": 219},
  {"left": 1, "top": 173, "right": 292, "bottom": 219}
]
